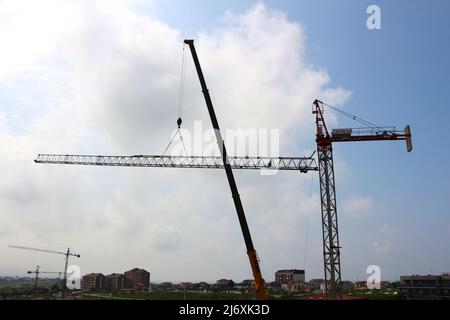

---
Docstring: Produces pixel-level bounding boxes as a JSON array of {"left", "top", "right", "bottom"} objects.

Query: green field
[
  {"left": 0, "top": 279, "right": 63, "bottom": 299},
  {"left": 83, "top": 291, "right": 259, "bottom": 300},
  {"left": 0, "top": 279, "right": 61, "bottom": 289}
]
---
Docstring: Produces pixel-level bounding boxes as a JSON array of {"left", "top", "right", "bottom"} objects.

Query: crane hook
[{"left": 177, "top": 117, "right": 182, "bottom": 129}]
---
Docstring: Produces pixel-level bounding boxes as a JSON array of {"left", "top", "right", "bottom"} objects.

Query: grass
[
  {"left": 83, "top": 291, "right": 259, "bottom": 300},
  {"left": 0, "top": 279, "right": 59, "bottom": 289}
]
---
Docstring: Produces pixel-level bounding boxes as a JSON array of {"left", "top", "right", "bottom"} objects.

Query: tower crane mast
[{"left": 313, "top": 99, "right": 412, "bottom": 299}]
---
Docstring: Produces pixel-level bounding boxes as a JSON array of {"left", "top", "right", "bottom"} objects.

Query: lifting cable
[
  {"left": 321, "top": 101, "right": 384, "bottom": 131},
  {"left": 302, "top": 172, "right": 314, "bottom": 271},
  {"left": 177, "top": 43, "right": 187, "bottom": 127},
  {"left": 163, "top": 43, "right": 189, "bottom": 157}
]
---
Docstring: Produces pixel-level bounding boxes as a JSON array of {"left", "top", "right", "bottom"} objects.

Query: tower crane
[
  {"left": 33, "top": 39, "right": 412, "bottom": 300},
  {"left": 312, "top": 99, "right": 412, "bottom": 299},
  {"left": 27, "top": 265, "right": 64, "bottom": 290},
  {"left": 9, "top": 245, "right": 80, "bottom": 290}
]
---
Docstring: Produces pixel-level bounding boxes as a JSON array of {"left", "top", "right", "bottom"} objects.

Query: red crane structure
[{"left": 312, "top": 99, "right": 412, "bottom": 299}]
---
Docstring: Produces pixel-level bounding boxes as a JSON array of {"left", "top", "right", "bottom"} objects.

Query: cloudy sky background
[{"left": 1, "top": 0, "right": 449, "bottom": 283}]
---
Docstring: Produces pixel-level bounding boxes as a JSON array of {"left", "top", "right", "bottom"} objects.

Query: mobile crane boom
[{"left": 184, "top": 39, "right": 267, "bottom": 299}]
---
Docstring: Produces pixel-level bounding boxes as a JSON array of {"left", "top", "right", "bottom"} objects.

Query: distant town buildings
[
  {"left": 124, "top": 268, "right": 150, "bottom": 291},
  {"left": 399, "top": 273, "right": 450, "bottom": 297},
  {"left": 274, "top": 269, "right": 306, "bottom": 294},
  {"left": 214, "top": 279, "right": 235, "bottom": 291},
  {"left": 309, "top": 279, "right": 325, "bottom": 291},
  {"left": 341, "top": 281, "right": 355, "bottom": 292},
  {"left": 275, "top": 269, "right": 305, "bottom": 284},
  {"left": 354, "top": 280, "right": 392, "bottom": 291},
  {"left": 81, "top": 268, "right": 150, "bottom": 292},
  {"left": 105, "top": 273, "right": 125, "bottom": 291},
  {"left": 195, "top": 282, "right": 210, "bottom": 291},
  {"left": 80, "top": 273, "right": 105, "bottom": 291},
  {"left": 354, "top": 281, "right": 368, "bottom": 290},
  {"left": 159, "top": 282, "right": 174, "bottom": 291},
  {"left": 81, "top": 267, "right": 450, "bottom": 298},
  {"left": 240, "top": 279, "right": 254, "bottom": 288}
]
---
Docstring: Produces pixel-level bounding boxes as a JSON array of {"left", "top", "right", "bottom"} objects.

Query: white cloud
[
  {"left": 0, "top": 1, "right": 350, "bottom": 281},
  {"left": 153, "top": 224, "right": 181, "bottom": 252},
  {"left": 377, "top": 224, "right": 399, "bottom": 235},
  {"left": 373, "top": 240, "right": 391, "bottom": 255},
  {"left": 342, "top": 195, "right": 374, "bottom": 218},
  {"left": 372, "top": 225, "right": 399, "bottom": 256},
  {"left": 196, "top": 4, "right": 350, "bottom": 143}
]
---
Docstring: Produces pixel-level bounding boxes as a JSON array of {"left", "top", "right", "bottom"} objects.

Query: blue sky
[
  {"left": 143, "top": 0, "right": 450, "bottom": 277},
  {"left": 149, "top": 0, "right": 450, "bottom": 196},
  {"left": 0, "top": 0, "right": 449, "bottom": 283}
]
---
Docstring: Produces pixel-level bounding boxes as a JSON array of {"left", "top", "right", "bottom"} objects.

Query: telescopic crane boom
[{"left": 184, "top": 39, "right": 267, "bottom": 299}]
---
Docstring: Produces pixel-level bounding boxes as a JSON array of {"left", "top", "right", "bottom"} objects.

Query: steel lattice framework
[
  {"left": 312, "top": 99, "right": 411, "bottom": 299},
  {"left": 317, "top": 145, "right": 341, "bottom": 299},
  {"left": 35, "top": 154, "right": 318, "bottom": 172},
  {"left": 313, "top": 100, "right": 343, "bottom": 299}
]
